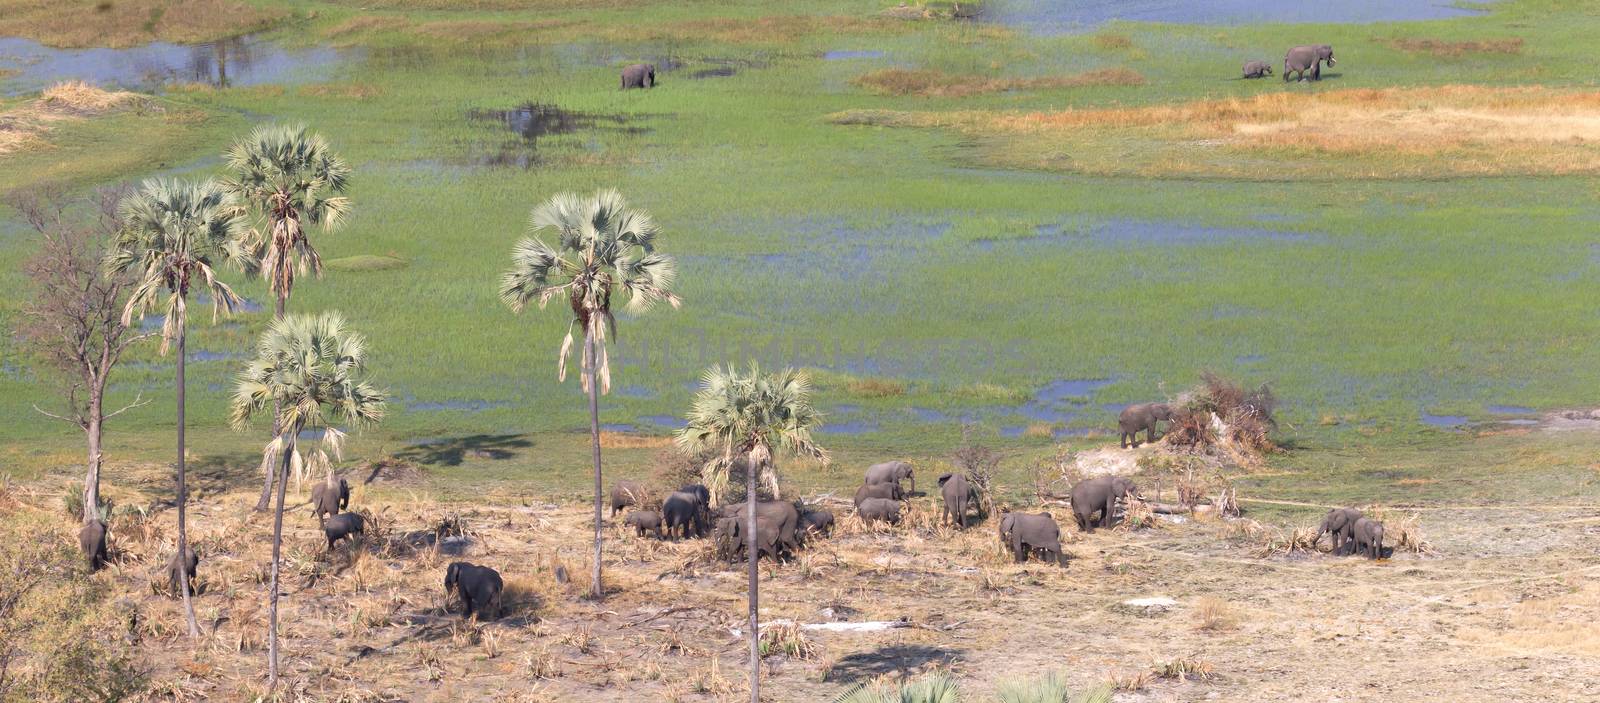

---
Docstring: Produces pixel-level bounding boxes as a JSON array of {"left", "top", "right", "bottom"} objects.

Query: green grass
[{"left": 2, "top": 0, "right": 1598, "bottom": 486}]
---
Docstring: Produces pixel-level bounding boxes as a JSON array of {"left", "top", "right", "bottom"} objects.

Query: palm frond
[
  {"left": 676, "top": 363, "right": 830, "bottom": 501},
  {"left": 230, "top": 313, "right": 387, "bottom": 454}
]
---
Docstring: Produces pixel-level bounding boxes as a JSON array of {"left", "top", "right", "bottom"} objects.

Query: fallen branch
[{"left": 730, "top": 618, "right": 911, "bottom": 637}]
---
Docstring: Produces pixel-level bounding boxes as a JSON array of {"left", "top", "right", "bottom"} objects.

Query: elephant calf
[
  {"left": 662, "top": 488, "right": 709, "bottom": 539},
  {"left": 1070, "top": 475, "right": 1141, "bottom": 532},
  {"left": 731, "top": 516, "right": 782, "bottom": 563},
  {"left": 445, "top": 561, "right": 504, "bottom": 620},
  {"left": 79, "top": 519, "right": 108, "bottom": 571},
  {"left": 620, "top": 62, "right": 656, "bottom": 89},
  {"left": 854, "top": 481, "right": 902, "bottom": 507},
  {"left": 311, "top": 477, "right": 350, "bottom": 522},
  {"left": 323, "top": 512, "right": 366, "bottom": 550},
  {"left": 864, "top": 460, "right": 915, "bottom": 496},
  {"left": 938, "top": 472, "right": 981, "bottom": 529},
  {"left": 1315, "top": 507, "right": 1362, "bottom": 554},
  {"left": 625, "top": 509, "right": 664, "bottom": 539},
  {"left": 610, "top": 480, "right": 648, "bottom": 517},
  {"left": 999, "top": 512, "right": 1068, "bottom": 567},
  {"left": 857, "top": 497, "right": 903, "bottom": 525},
  {"left": 1242, "top": 60, "right": 1273, "bottom": 78},
  {"left": 1118, "top": 403, "right": 1173, "bottom": 448},
  {"left": 800, "top": 507, "right": 834, "bottom": 538},
  {"left": 166, "top": 548, "right": 199, "bottom": 598},
  {"left": 1350, "top": 517, "right": 1385, "bottom": 560}
]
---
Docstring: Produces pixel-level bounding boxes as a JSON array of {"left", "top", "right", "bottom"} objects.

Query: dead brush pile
[
  {"left": 1164, "top": 372, "right": 1277, "bottom": 464},
  {"left": 39, "top": 81, "right": 139, "bottom": 113},
  {"left": 1367, "top": 508, "right": 1435, "bottom": 555}
]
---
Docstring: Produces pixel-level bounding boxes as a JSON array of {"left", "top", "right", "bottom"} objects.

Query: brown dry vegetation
[
  {"left": 830, "top": 86, "right": 1600, "bottom": 179},
  {"left": 1387, "top": 37, "right": 1525, "bottom": 57},
  {"left": 0, "top": 0, "right": 282, "bottom": 48},
  {"left": 4, "top": 455, "right": 1600, "bottom": 701},
  {"left": 852, "top": 67, "right": 1146, "bottom": 98},
  {"left": 0, "top": 82, "right": 141, "bottom": 156}
]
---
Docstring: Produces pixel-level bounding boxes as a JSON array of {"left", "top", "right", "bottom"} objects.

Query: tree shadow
[
  {"left": 187, "top": 450, "right": 270, "bottom": 495},
  {"left": 395, "top": 433, "right": 533, "bottom": 467},
  {"left": 828, "top": 644, "right": 962, "bottom": 683}
]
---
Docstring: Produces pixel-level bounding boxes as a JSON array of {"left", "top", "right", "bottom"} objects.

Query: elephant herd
[
  {"left": 609, "top": 478, "right": 837, "bottom": 563},
  {"left": 1241, "top": 44, "right": 1337, "bottom": 81}
]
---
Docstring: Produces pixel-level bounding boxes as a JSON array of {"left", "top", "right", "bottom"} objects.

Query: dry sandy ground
[{"left": 33, "top": 464, "right": 1600, "bottom": 703}]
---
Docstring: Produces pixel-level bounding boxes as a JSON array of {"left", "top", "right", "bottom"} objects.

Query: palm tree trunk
[
  {"left": 175, "top": 322, "right": 199, "bottom": 638},
  {"left": 84, "top": 408, "right": 102, "bottom": 526},
  {"left": 254, "top": 292, "right": 288, "bottom": 511},
  {"left": 586, "top": 325, "right": 604, "bottom": 600},
  {"left": 267, "top": 432, "right": 293, "bottom": 689},
  {"left": 746, "top": 452, "right": 759, "bottom": 703}
]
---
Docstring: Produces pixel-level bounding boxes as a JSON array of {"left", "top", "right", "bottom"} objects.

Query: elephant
[
  {"left": 311, "top": 477, "right": 350, "bottom": 522},
  {"left": 79, "top": 519, "right": 108, "bottom": 572},
  {"left": 854, "top": 482, "right": 903, "bottom": 507},
  {"left": 610, "top": 480, "right": 648, "bottom": 517},
  {"left": 1242, "top": 60, "right": 1273, "bottom": 79},
  {"left": 729, "top": 516, "right": 782, "bottom": 562},
  {"left": 662, "top": 489, "right": 709, "bottom": 539},
  {"left": 938, "top": 473, "right": 981, "bottom": 528},
  {"left": 620, "top": 63, "right": 656, "bottom": 90},
  {"left": 1314, "top": 508, "right": 1363, "bottom": 553},
  {"left": 1351, "top": 517, "right": 1385, "bottom": 560},
  {"left": 166, "top": 547, "right": 199, "bottom": 597},
  {"left": 625, "top": 509, "right": 664, "bottom": 539},
  {"left": 444, "top": 561, "right": 504, "bottom": 620},
  {"left": 864, "top": 460, "right": 915, "bottom": 496},
  {"left": 856, "top": 497, "right": 903, "bottom": 525},
  {"left": 322, "top": 512, "right": 365, "bottom": 550},
  {"left": 720, "top": 501, "right": 802, "bottom": 555},
  {"left": 999, "top": 512, "right": 1068, "bottom": 566},
  {"left": 799, "top": 507, "right": 835, "bottom": 538},
  {"left": 1284, "top": 44, "right": 1335, "bottom": 82},
  {"left": 1070, "top": 475, "right": 1141, "bottom": 532},
  {"left": 1119, "top": 403, "right": 1174, "bottom": 448}
]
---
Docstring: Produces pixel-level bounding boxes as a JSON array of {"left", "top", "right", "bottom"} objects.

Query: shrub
[
  {"left": 834, "top": 672, "right": 962, "bottom": 702},
  {"left": 997, "top": 673, "right": 1113, "bottom": 703},
  {"left": 1167, "top": 372, "right": 1277, "bottom": 455}
]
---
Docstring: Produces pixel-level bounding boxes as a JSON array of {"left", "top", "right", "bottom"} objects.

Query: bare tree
[{"left": 13, "top": 185, "right": 151, "bottom": 524}]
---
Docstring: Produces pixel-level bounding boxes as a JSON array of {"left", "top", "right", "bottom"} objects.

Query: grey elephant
[
  {"left": 662, "top": 489, "right": 708, "bottom": 539},
  {"left": 730, "top": 515, "right": 782, "bottom": 562},
  {"left": 444, "top": 561, "right": 503, "bottom": 620},
  {"left": 938, "top": 473, "right": 981, "bottom": 528},
  {"left": 1284, "top": 44, "right": 1335, "bottom": 82},
  {"left": 854, "top": 482, "right": 902, "bottom": 507},
  {"left": 79, "top": 519, "right": 108, "bottom": 571},
  {"left": 799, "top": 507, "right": 834, "bottom": 538},
  {"left": 1242, "top": 60, "right": 1273, "bottom": 78},
  {"left": 999, "top": 512, "right": 1068, "bottom": 566},
  {"left": 1315, "top": 507, "right": 1362, "bottom": 553},
  {"left": 166, "top": 547, "right": 199, "bottom": 597},
  {"left": 721, "top": 501, "right": 802, "bottom": 555},
  {"left": 610, "top": 480, "right": 647, "bottom": 517},
  {"left": 625, "top": 509, "right": 664, "bottom": 539},
  {"left": 1119, "top": 403, "right": 1174, "bottom": 448},
  {"left": 857, "top": 497, "right": 903, "bottom": 525},
  {"left": 620, "top": 63, "right": 656, "bottom": 89},
  {"left": 311, "top": 477, "right": 350, "bottom": 522},
  {"left": 1070, "top": 475, "right": 1141, "bottom": 532},
  {"left": 322, "top": 512, "right": 365, "bottom": 550},
  {"left": 1350, "top": 517, "right": 1385, "bottom": 560},
  {"left": 864, "top": 460, "right": 915, "bottom": 496}
]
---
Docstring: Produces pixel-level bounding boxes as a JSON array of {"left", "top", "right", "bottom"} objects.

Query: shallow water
[
  {"left": 985, "top": 0, "right": 1494, "bottom": 35},
  {"left": 0, "top": 34, "right": 354, "bottom": 95},
  {"left": 822, "top": 50, "right": 886, "bottom": 60},
  {"left": 1420, "top": 411, "right": 1468, "bottom": 427}
]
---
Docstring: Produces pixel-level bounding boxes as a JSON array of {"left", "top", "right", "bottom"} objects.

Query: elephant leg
[{"left": 1102, "top": 497, "right": 1116, "bottom": 528}]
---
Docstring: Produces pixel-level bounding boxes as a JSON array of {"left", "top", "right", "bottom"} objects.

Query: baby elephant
[
  {"left": 610, "top": 480, "right": 647, "bottom": 517},
  {"left": 1070, "top": 475, "right": 1141, "bottom": 532},
  {"left": 444, "top": 561, "right": 504, "bottom": 620},
  {"left": 1315, "top": 507, "right": 1362, "bottom": 554},
  {"left": 938, "top": 472, "right": 981, "bottom": 528},
  {"left": 730, "top": 516, "right": 782, "bottom": 563},
  {"left": 1350, "top": 517, "right": 1385, "bottom": 560},
  {"left": 167, "top": 547, "right": 199, "bottom": 597},
  {"left": 311, "top": 477, "right": 350, "bottom": 522},
  {"left": 79, "top": 519, "right": 109, "bottom": 572},
  {"left": 1241, "top": 60, "right": 1273, "bottom": 78},
  {"left": 857, "top": 497, "right": 903, "bottom": 525},
  {"left": 999, "top": 512, "right": 1068, "bottom": 567},
  {"left": 1118, "top": 403, "right": 1173, "bottom": 448},
  {"left": 625, "top": 509, "right": 664, "bottom": 539},
  {"left": 799, "top": 508, "right": 835, "bottom": 538},
  {"left": 620, "top": 62, "right": 656, "bottom": 89},
  {"left": 322, "top": 512, "right": 365, "bottom": 550}
]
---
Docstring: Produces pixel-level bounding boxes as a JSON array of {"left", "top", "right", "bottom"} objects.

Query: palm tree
[
  {"left": 230, "top": 311, "right": 384, "bottom": 689},
  {"left": 499, "top": 189, "right": 680, "bottom": 600},
  {"left": 106, "top": 178, "right": 249, "bottom": 639},
  {"left": 677, "top": 363, "right": 828, "bottom": 703},
  {"left": 223, "top": 123, "right": 353, "bottom": 511}
]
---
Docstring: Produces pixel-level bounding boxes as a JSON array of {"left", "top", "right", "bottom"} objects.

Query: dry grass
[
  {"left": 39, "top": 81, "right": 137, "bottom": 112},
  {"left": 0, "top": 0, "right": 282, "bottom": 48},
  {"left": 1193, "top": 596, "right": 1239, "bottom": 632},
  {"left": 1367, "top": 508, "right": 1435, "bottom": 555},
  {"left": 847, "top": 377, "right": 907, "bottom": 398},
  {"left": 1153, "top": 655, "right": 1216, "bottom": 682},
  {"left": 301, "top": 83, "right": 385, "bottom": 101},
  {"left": 832, "top": 86, "right": 1600, "bottom": 178},
  {"left": 1, "top": 82, "right": 141, "bottom": 156},
  {"left": 1387, "top": 37, "right": 1524, "bottom": 57},
  {"left": 598, "top": 431, "right": 675, "bottom": 449},
  {"left": 1092, "top": 33, "right": 1134, "bottom": 50},
  {"left": 853, "top": 67, "right": 1145, "bottom": 97}
]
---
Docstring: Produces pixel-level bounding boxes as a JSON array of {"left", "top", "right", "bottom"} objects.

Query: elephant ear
[{"left": 937, "top": 473, "right": 954, "bottom": 486}]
